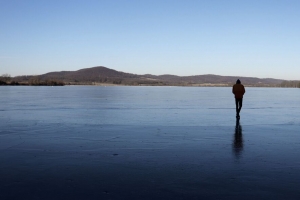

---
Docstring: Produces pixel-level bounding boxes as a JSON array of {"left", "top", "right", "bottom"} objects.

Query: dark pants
[{"left": 235, "top": 98, "right": 243, "bottom": 115}]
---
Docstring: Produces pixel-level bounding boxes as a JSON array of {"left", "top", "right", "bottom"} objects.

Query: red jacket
[{"left": 232, "top": 84, "right": 245, "bottom": 98}]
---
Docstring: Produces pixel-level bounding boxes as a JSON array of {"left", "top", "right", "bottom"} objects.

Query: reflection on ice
[{"left": 233, "top": 119, "right": 243, "bottom": 159}]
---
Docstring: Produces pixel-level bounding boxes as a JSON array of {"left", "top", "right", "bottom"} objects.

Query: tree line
[
  {"left": 0, "top": 74, "right": 11, "bottom": 85},
  {"left": 279, "top": 81, "right": 300, "bottom": 88},
  {"left": 27, "top": 78, "right": 64, "bottom": 86},
  {"left": 0, "top": 74, "right": 64, "bottom": 86},
  {"left": 1, "top": 73, "right": 299, "bottom": 87}
]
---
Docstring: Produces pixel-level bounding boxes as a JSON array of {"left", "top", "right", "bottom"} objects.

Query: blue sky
[{"left": 1, "top": 0, "right": 299, "bottom": 80}]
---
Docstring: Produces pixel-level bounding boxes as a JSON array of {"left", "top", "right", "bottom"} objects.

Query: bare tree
[
  {"left": 1, "top": 74, "right": 11, "bottom": 82},
  {"left": 29, "top": 77, "right": 40, "bottom": 85}
]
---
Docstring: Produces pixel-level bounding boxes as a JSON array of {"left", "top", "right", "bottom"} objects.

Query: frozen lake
[{"left": 0, "top": 86, "right": 300, "bottom": 199}]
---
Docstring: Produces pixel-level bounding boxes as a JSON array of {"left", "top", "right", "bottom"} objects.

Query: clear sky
[{"left": 1, "top": 0, "right": 299, "bottom": 80}]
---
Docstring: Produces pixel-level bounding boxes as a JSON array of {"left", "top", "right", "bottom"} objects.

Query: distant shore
[
  {"left": 1, "top": 81, "right": 300, "bottom": 88},
  {"left": 0, "top": 80, "right": 64, "bottom": 86},
  {"left": 3, "top": 66, "right": 300, "bottom": 88}
]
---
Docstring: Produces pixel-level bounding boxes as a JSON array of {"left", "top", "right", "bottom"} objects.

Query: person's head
[{"left": 236, "top": 79, "right": 241, "bottom": 84}]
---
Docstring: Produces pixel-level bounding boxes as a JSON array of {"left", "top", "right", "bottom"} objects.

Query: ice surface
[{"left": 0, "top": 86, "right": 300, "bottom": 199}]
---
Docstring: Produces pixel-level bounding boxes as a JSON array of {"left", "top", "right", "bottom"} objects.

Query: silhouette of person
[{"left": 232, "top": 79, "right": 245, "bottom": 119}]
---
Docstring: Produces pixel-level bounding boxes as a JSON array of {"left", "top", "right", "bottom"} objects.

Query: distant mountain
[
  {"left": 13, "top": 66, "right": 285, "bottom": 86},
  {"left": 39, "top": 67, "right": 139, "bottom": 83}
]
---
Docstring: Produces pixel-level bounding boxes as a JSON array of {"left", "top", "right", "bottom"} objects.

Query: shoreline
[{"left": 0, "top": 83, "right": 298, "bottom": 88}]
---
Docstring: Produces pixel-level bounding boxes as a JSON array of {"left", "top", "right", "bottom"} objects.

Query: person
[{"left": 232, "top": 79, "right": 245, "bottom": 119}]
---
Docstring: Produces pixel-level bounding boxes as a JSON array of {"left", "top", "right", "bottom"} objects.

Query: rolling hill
[{"left": 12, "top": 66, "right": 285, "bottom": 86}]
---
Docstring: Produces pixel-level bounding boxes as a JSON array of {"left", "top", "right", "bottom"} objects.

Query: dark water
[{"left": 0, "top": 86, "right": 300, "bottom": 199}]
